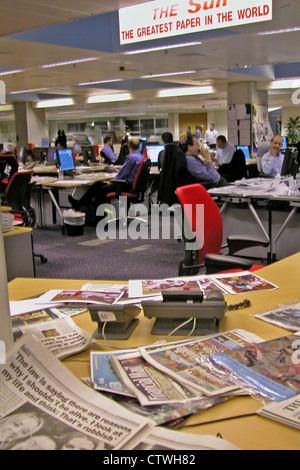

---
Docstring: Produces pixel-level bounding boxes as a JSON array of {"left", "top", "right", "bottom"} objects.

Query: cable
[{"left": 180, "top": 412, "right": 257, "bottom": 429}]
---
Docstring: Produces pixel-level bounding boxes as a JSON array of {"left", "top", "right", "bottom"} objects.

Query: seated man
[
  {"left": 158, "top": 131, "right": 173, "bottom": 171},
  {"left": 214, "top": 135, "right": 236, "bottom": 166},
  {"left": 180, "top": 133, "right": 221, "bottom": 186},
  {"left": 101, "top": 136, "right": 118, "bottom": 163},
  {"left": 262, "top": 135, "right": 284, "bottom": 177},
  {"left": 68, "top": 138, "right": 143, "bottom": 212}
]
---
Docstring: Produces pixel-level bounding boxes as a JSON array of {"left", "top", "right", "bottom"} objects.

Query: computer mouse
[{"left": 206, "top": 290, "right": 224, "bottom": 301}]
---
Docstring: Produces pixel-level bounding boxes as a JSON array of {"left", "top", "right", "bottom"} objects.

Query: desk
[
  {"left": 8, "top": 253, "right": 300, "bottom": 449},
  {"left": 209, "top": 178, "right": 300, "bottom": 262},
  {"left": 3, "top": 226, "right": 35, "bottom": 280},
  {"left": 36, "top": 173, "right": 114, "bottom": 231}
]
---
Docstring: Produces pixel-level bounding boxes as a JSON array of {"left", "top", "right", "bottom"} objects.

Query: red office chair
[
  {"left": 105, "top": 157, "right": 151, "bottom": 225},
  {"left": 175, "top": 183, "right": 270, "bottom": 276}
]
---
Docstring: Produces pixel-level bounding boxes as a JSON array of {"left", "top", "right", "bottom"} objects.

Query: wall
[{"left": 178, "top": 112, "right": 208, "bottom": 136}]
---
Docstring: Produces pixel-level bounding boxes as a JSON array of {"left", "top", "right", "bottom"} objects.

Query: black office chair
[
  {"left": 105, "top": 157, "right": 151, "bottom": 226},
  {"left": 100, "top": 150, "right": 113, "bottom": 165},
  {"left": 0, "top": 154, "right": 19, "bottom": 182},
  {"left": 218, "top": 149, "right": 247, "bottom": 182},
  {"left": 4, "top": 170, "right": 47, "bottom": 264}
]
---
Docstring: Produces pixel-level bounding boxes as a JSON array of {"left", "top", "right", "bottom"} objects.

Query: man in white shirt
[
  {"left": 204, "top": 123, "right": 218, "bottom": 148},
  {"left": 214, "top": 135, "right": 236, "bottom": 166}
]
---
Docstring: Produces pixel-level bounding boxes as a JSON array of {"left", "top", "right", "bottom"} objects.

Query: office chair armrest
[
  {"left": 227, "top": 235, "right": 269, "bottom": 256},
  {"left": 203, "top": 253, "right": 253, "bottom": 274}
]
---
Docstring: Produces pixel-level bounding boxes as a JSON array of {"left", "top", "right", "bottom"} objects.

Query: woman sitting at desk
[{"left": 262, "top": 135, "right": 284, "bottom": 177}]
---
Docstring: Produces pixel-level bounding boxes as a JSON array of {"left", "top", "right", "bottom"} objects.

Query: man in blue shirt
[
  {"left": 68, "top": 138, "right": 143, "bottom": 211},
  {"left": 101, "top": 136, "right": 118, "bottom": 163},
  {"left": 183, "top": 134, "right": 221, "bottom": 185},
  {"left": 262, "top": 135, "right": 284, "bottom": 177},
  {"left": 214, "top": 135, "right": 236, "bottom": 166}
]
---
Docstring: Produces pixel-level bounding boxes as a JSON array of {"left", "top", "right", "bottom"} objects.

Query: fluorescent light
[
  {"left": 78, "top": 79, "right": 123, "bottom": 86},
  {"left": 0, "top": 69, "right": 24, "bottom": 76},
  {"left": 34, "top": 98, "right": 74, "bottom": 108},
  {"left": 141, "top": 70, "right": 196, "bottom": 79},
  {"left": 124, "top": 41, "right": 202, "bottom": 55},
  {"left": 87, "top": 93, "right": 132, "bottom": 104},
  {"left": 258, "top": 27, "right": 300, "bottom": 35},
  {"left": 158, "top": 86, "right": 214, "bottom": 98},
  {"left": 10, "top": 87, "right": 47, "bottom": 94},
  {"left": 40, "top": 57, "right": 98, "bottom": 69},
  {"left": 270, "top": 79, "right": 300, "bottom": 89}
]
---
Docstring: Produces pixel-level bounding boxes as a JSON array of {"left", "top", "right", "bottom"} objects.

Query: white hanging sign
[{"left": 119, "top": 0, "right": 272, "bottom": 45}]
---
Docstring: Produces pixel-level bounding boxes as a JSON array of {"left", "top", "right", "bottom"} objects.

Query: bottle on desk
[{"left": 57, "top": 168, "right": 63, "bottom": 180}]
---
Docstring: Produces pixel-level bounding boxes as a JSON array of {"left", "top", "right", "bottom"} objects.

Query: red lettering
[
  {"left": 153, "top": 4, "right": 178, "bottom": 20},
  {"left": 188, "top": 1, "right": 201, "bottom": 14},
  {"left": 203, "top": 1, "right": 214, "bottom": 9}
]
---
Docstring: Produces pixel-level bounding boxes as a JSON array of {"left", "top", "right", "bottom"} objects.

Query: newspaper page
[
  {"left": 12, "top": 316, "right": 92, "bottom": 360},
  {"left": 121, "top": 426, "right": 240, "bottom": 451},
  {"left": 209, "top": 333, "right": 300, "bottom": 403},
  {"left": 254, "top": 300, "right": 300, "bottom": 332},
  {"left": 139, "top": 330, "right": 264, "bottom": 397},
  {"left": 0, "top": 334, "right": 152, "bottom": 450},
  {"left": 35, "top": 289, "right": 124, "bottom": 306},
  {"left": 81, "top": 282, "right": 159, "bottom": 305},
  {"left": 211, "top": 271, "right": 278, "bottom": 295},
  {"left": 257, "top": 393, "right": 300, "bottom": 430},
  {"left": 110, "top": 351, "right": 203, "bottom": 406}
]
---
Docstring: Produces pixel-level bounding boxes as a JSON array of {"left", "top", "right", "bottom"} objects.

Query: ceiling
[{"left": 1, "top": 0, "right": 300, "bottom": 121}]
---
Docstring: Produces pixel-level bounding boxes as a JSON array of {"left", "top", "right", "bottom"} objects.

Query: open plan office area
[{"left": 1, "top": 0, "right": 300, "bottom": 452}]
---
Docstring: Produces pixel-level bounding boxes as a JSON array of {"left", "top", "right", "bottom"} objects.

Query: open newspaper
[
  {"left": 254, "top": 300, "right": 300, "bottom": 331},
  {"left": 0, "top": 335, "right": 238, "bottom": 450},
  {"left": 113, "top": 330, "right": 263, "bottom": 399}
]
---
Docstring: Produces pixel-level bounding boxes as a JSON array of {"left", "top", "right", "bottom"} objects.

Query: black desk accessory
[
  {"left": 142, "top": 290, "right": 226, "bottom": 336},
  {"left": 88, "top": 304, "right": 141, "bottom": 340}
]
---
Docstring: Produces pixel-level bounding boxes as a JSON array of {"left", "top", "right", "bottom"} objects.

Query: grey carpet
[{"left": 32, "top": 218, "right": 186, "bottom": 281}]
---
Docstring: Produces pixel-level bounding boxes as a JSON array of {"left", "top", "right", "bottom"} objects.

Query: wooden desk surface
[
  {"left": 3, "top": 226, "right": 32, "bottom": 237},
  {"left": 7, "top": 253, "right": 300, "bottom": 450}
]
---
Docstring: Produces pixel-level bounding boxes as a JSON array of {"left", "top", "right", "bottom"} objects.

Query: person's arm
[
  {"left": 187, "top": 152, "right": 220, "bottom": 182},
  {"left": 262, "top": 151, "right": 277, "bottom": 176},
  {"left": 114, "top": 156, "right": 135, "bottom": 181},
  {"left": 103, "top": 145, "right": 118, "bottom": 162}
]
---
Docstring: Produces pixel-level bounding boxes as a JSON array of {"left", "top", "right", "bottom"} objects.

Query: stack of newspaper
[
  {"left": 257, "top": 394, "right": 300, "bottom": 430},
  {"left": 0, "top": 335, "right": 239, "bottom": 450}
]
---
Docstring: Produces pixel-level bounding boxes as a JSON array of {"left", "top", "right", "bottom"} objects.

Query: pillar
[{"left": 14, "top": 102, "right": 47, "bottom": 151}]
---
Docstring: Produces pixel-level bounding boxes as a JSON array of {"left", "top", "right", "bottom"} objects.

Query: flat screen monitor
[
  {"left": 237, "top": 145, "right": 251, "bottom": 160},
  {"left": 281, "top": 148, "right": 298, "bottom": 177},
  {"left": 47, "top": 147, "right": 58, "bottom": 164},
  {"left": 57, "top": 148, "right": 75, "bottom": 171},
  {"left": 145, "top": 144, "right": 164, "bottom": 165},
  {"left": 281, "top": 136, "right": 287, "bottom": 150},
  {"left": 33, "top": 147, "right": 47, "bottom": 163},
  {"left": 81, "top": 145, "right": 97, "bottom": 165}
]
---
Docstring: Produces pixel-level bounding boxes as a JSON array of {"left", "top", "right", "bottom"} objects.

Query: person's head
[
  {"left": 161, "top": 132, "right": 173, "bottom": 145},
  {"left": 104, "top": 136, "right": 112, "bottom": 145},
  {"left": 270, "top": 134, "right": 283, "bottom": 154},
  {"left": 128, "top": 137, "right": 140, "bottom": 153},
  {"left": 216, "top": 135, "right": 227, "bottom": 149},
  {"left": 186, "top": 134, "right": 200, "bottom": 156},
  {"left": 210, "top": 123, "right": 215, "bottom": 131}
]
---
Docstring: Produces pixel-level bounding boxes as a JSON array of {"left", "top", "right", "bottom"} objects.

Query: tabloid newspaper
[
  {"left": 257, "top": 393, "right": 300, "bottom": 430},
  {"left": 0, "top": 334, "right": 239, "bottom": 450}
]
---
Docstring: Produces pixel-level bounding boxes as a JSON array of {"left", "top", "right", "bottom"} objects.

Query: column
[{"left": 14, "top": 102, "right": 47, "bottom": 151}]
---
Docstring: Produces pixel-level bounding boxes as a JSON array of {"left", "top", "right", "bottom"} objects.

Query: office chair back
[
  {"left": 0, "top": 154, "right": 19, "bottom": 181},
  {"left": 4, "top": 170, "right": 36, "bottom": 227},
  {"left": 132, "top": 156, "right": 151, "bottom": 196},
  {"left": 176, "top": 183, "right": 223, "bottom": 267},
  {"left": 100, "top": 150, "right": 112, "bottom": 164},
  {"left": 218, "top": 150, "right": 247, "bottom": 182}
]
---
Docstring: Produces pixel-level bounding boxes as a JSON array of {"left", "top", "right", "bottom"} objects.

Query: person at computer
[
  {"left": 68, "top": 137, "right": 143, "bottom": 212},
  {"left": 158, "top": 131, "right": 173, "bottom": 171},
  {"left": 261, "top": 135, "right": 284, "bottom": 177},
  {"left": 179, "top": 132, "right": 222, "bottom": 187},
  {"left": 214, "top": 135, "right": 236, "bottom": 166},
  {"left": 204, "top": 123, "right": 218, "bottom": 148},
  {"left": 101, "top": 136, "right": 118, "bottom": 163}
]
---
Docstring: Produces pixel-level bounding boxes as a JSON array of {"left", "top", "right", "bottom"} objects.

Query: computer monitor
[
  {"left": 57, "top": 148, "right": 75, "bottom": 172},
  {"left": 47, "top": 147, "right": 58, "bottom": 164},
  {"left": 281, "top": 148, "right": 299, "bottom": 177},
  {"left": 81, "top": 145, "right": 97, "bottom": 165},
  {"left": 33, "top": 147, "right": 47, "bottom": 164},
  {"left": 237, "top": 145, "right": 251, "bottom": 160},
  {"left": 145, "top": 144, "right": 165, "bottom": 166},
  {"left": 281, "top": 136, "right": 287, "bottom": 150}
]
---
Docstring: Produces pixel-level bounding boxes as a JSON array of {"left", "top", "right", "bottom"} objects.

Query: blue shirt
[
  {"left": 186, "top": 154, "right": 220, "bottom": 183},
  {"left": 262, "top": 151, "right": 284, "bottom": 177},
  {"left": 102, "top": 144, "right": 118, "bottom": 162},
  {"left": 114, "top": 150, "right": 143, "bottom": 183}
]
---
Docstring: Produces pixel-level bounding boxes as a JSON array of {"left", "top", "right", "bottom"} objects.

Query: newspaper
[
  {"left": 209, "top": 333, "right": 300, "bottom": 403},
  {"left": 110, "top": 351, "right": 203, "bottom": 406},
  {"left": 12, "top": 315, "right": 92, "bottom": 360},
  {"left": 211, "top": 271, "right": 278, "bottom": 295},
  {"left": 138, "top": 330, "right": 264, "bottom": 397},
  {"left": 257, "top": 393, "right": 300, "bottom": 430},
  {"left": 254, "top": 300, "right": 300, "bottom": 331},
  {"left": 0, "top": 335, "right": 238, "bottom": 450},
  {"left": 35, "top": 289, "right": 124, "bottom": 306}
]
